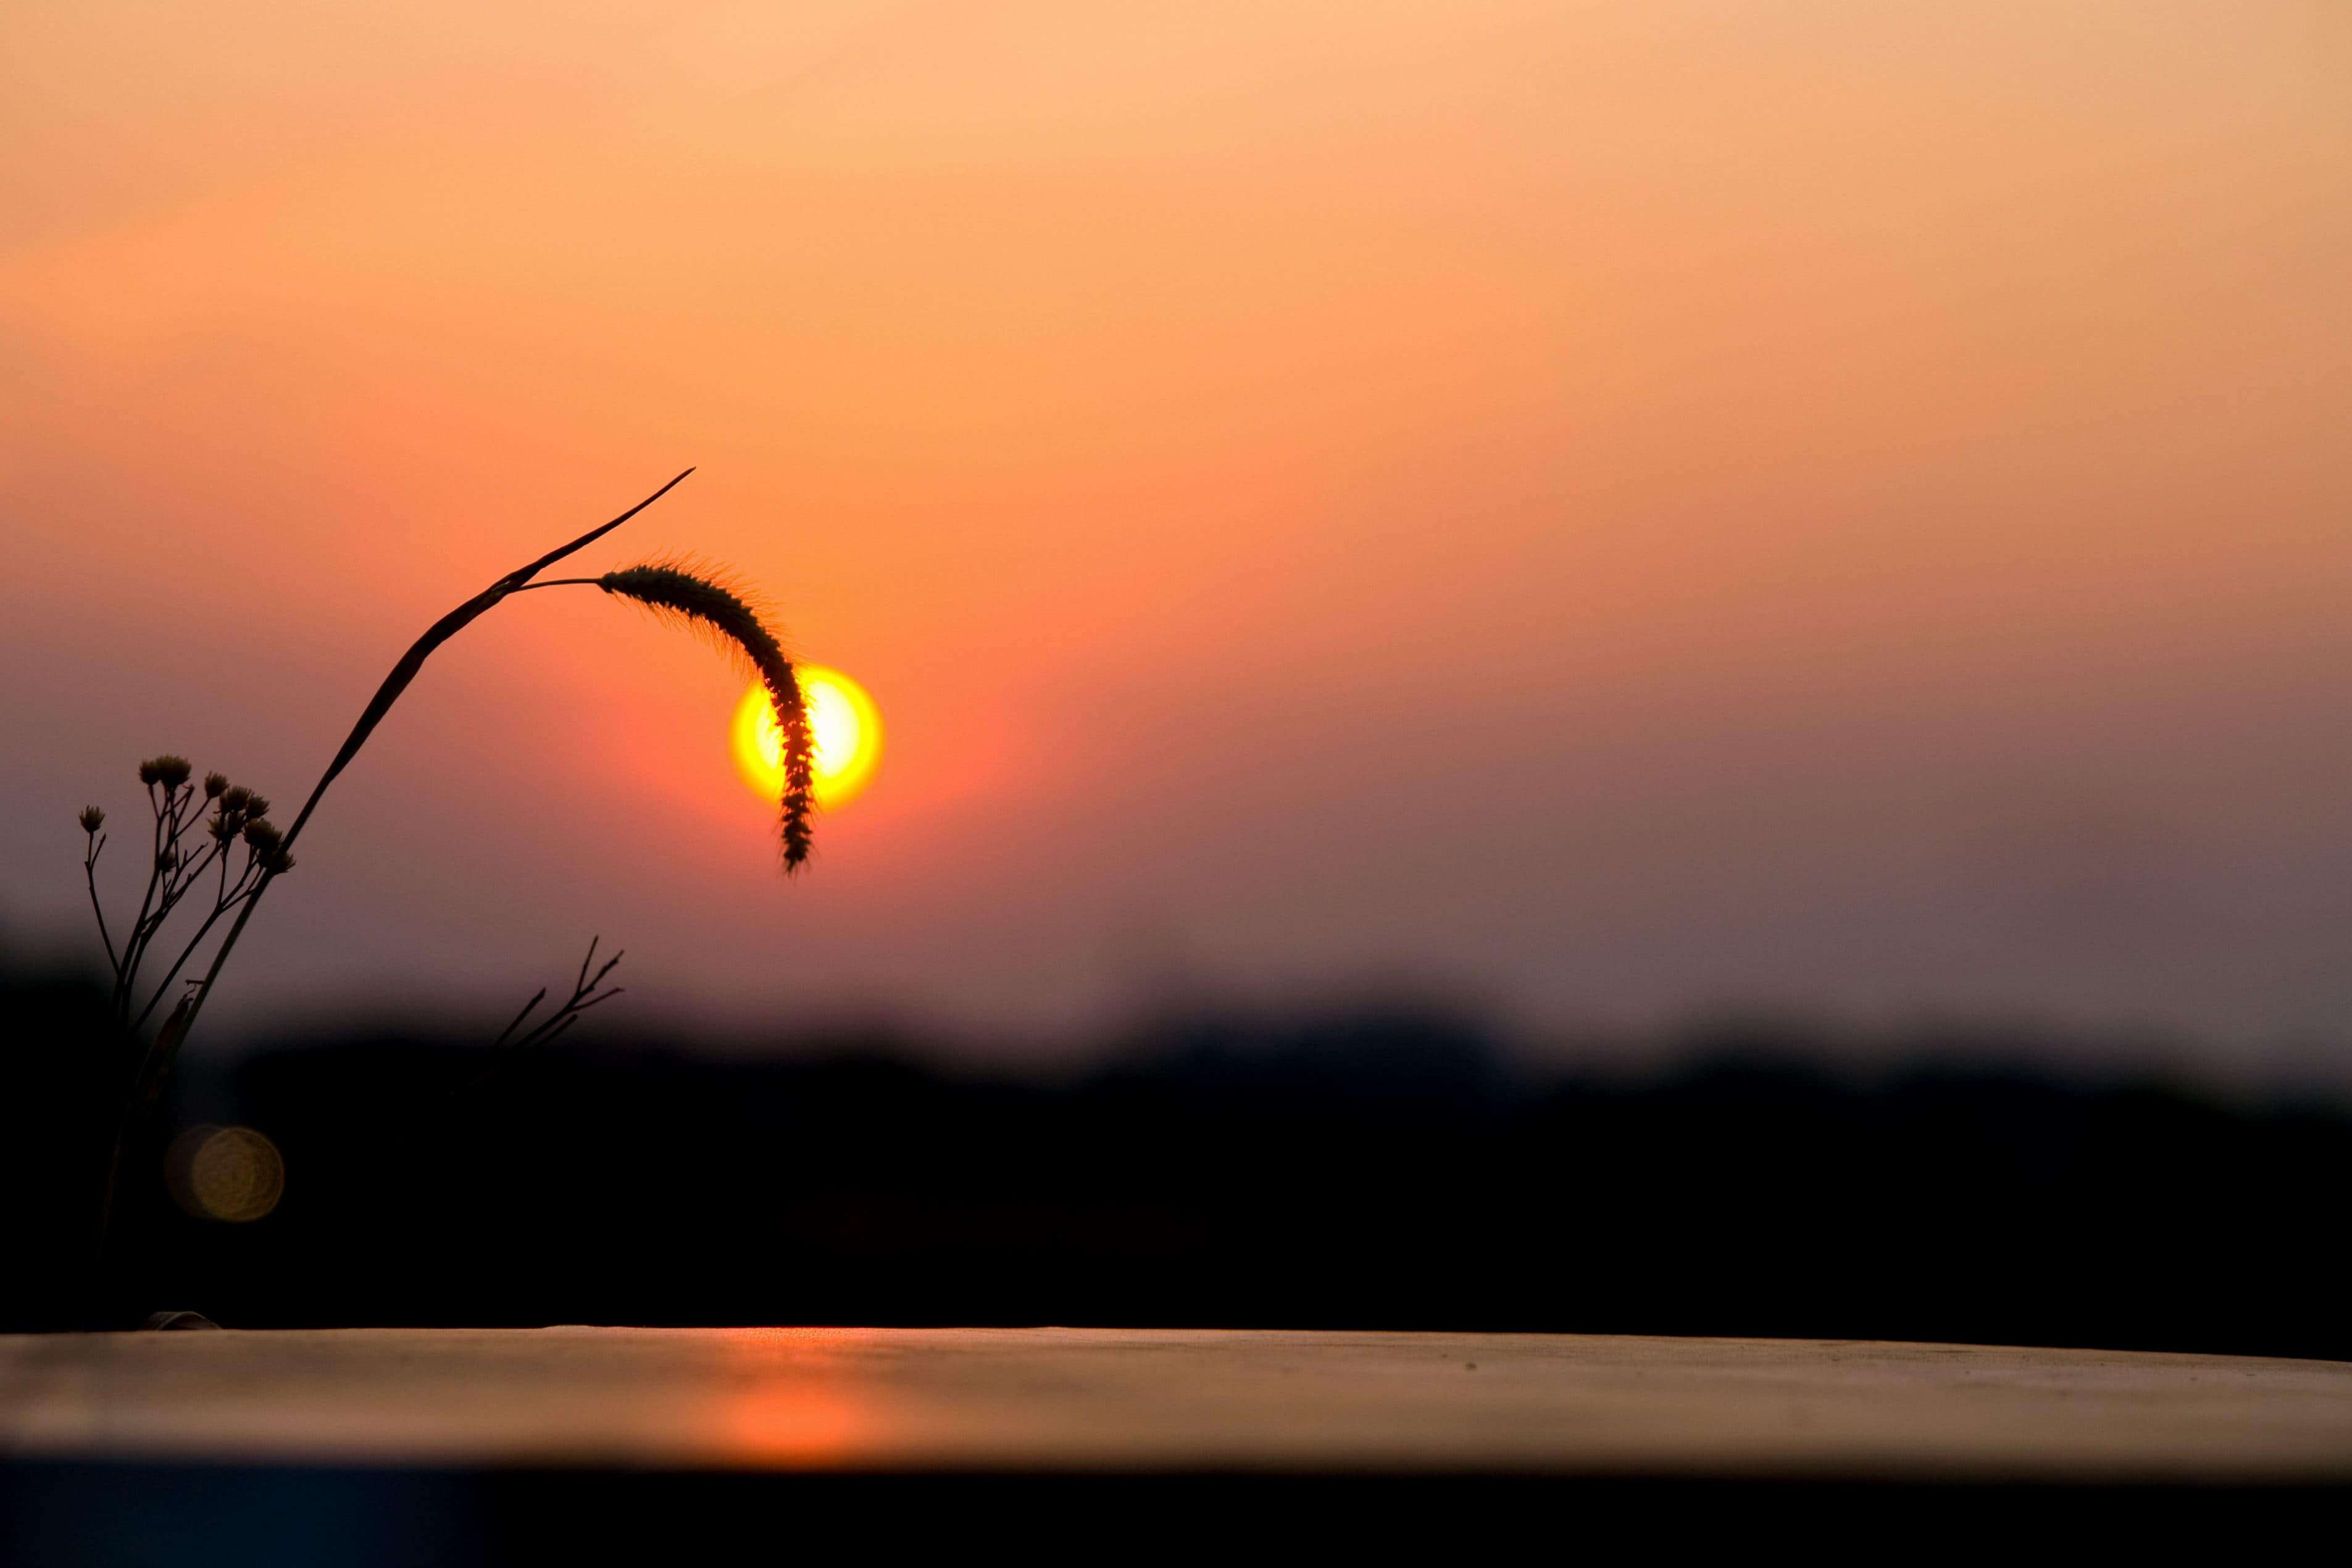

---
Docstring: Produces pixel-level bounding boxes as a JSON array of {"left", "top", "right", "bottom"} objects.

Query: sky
[{"left": 4, "top": 2, "right": 2350, "bottom": 1075}]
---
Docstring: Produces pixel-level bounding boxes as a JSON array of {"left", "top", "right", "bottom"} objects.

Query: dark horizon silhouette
[{"left": 10, "top": 958, "right": 2349, "bottom": 1361}]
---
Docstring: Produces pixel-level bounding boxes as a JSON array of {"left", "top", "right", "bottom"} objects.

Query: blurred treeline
[{"left": 6, "top": 960, "right": 2349, "bottom": 1358}]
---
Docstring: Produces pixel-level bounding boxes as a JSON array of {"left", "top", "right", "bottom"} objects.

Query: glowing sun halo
[{"left": 732, "top": 666, "right": 882, "bottom": 810}]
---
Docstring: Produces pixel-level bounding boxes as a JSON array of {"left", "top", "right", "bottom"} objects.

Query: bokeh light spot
[{"left": 165, "top": 1125, "right": 286, "bottom": 1223}]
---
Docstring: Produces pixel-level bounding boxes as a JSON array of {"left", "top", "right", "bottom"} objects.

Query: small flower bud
[
  {"left": 219, "top": 786, "right": 251, "bottom": 814},
  {"left": 210, "top": 815, "right": 237, "bottom": 845},
  {"left": 265, "top": 851, "right": 295, "bottom": 875},
  {"left": 242, "top": 820, "right": 283, "bottom": 857},
  {"left": 138, "top": 759, "right": 162, "bottom": 786},
  {"left": 204, "top": 773, "right": 228, "bottom": 799},
  {"left": 242, "top": 794, "right": 272, "bottom": 820},
  {"left": 78, "top": 806, "right": 106, "bottom": 834},
  {"left": 151, "top": 757, "right": 192, "bottom": 791}
]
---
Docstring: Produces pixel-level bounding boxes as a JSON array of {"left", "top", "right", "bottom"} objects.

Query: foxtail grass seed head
[
  {"left": 79, "top": 806, "right": 106, "bottom": 834},
  {"left": 596, "top": 562, "right": 815, "bottom": 870}
]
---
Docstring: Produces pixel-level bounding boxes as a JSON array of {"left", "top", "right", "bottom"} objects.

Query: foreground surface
[{"left": 6, "top": 1327, "right": 2352, "bottom": 1480}]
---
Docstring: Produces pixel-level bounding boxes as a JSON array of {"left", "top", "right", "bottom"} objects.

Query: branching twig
[
  {"left": 462, "top": 939, "right": 625, "bottom": 1096},
  {"left": 501, "top": 936, "right": 625, "bottom": 1054},
  {"left": 493, "top": 986, "right": 550, "bottom": 1049}
]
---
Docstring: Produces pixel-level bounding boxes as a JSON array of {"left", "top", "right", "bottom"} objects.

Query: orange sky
[{"left": 4, "top": 2, "right": 2350, "bottom": 1068}]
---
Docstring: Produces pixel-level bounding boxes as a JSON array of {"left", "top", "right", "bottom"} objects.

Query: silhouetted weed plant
[
  {"left": 75, "top": 470, "right": 812, "bottom": 1268},
  {"left": 491, "top": 935, "right": 627, "bottom": 1056}
]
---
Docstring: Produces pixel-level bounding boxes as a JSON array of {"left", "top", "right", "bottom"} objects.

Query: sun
[{"left": 732, "top": 666, "right": 883, "bottom": 810}]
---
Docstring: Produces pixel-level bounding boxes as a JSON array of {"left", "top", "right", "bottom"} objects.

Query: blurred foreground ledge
[{"left": 6, "top": 1327, "right": 2352, "bottom": 1482}]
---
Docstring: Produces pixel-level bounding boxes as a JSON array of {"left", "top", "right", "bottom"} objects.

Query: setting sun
[{"left": 732, "top": 667, "right": 883, "bottom": 811}]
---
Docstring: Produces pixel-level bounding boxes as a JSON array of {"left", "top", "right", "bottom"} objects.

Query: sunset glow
[
  {"left": 5, "top": 2, "right": 2349, "bottom": 1049},
  {"left": 732, "top": 668, "right": 882, "bottom": 811}
]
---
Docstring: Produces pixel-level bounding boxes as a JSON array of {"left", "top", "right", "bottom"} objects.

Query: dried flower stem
[{"left": 83, "top": 829, "right": 119, "bottom": 975}]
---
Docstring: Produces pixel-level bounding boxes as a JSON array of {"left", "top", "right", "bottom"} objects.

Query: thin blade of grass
[{"left": 278, "top": 469, "right": 694, "bottom": 853}]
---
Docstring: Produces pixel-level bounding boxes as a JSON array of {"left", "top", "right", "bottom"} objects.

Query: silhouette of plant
[
  {"left": 493, "top": 936, "right": 627, "bottom": 1055},
  {"left": 79, "top": 765, "right": 291, "bottom": 1040},
  {"left": 75, "top": 470, "right": 812, "bottom": 1272}
]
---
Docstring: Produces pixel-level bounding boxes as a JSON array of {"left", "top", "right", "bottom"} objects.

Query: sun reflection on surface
[{"left": 709, "top": 1327, "right": 874, "bottom": 1466}]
